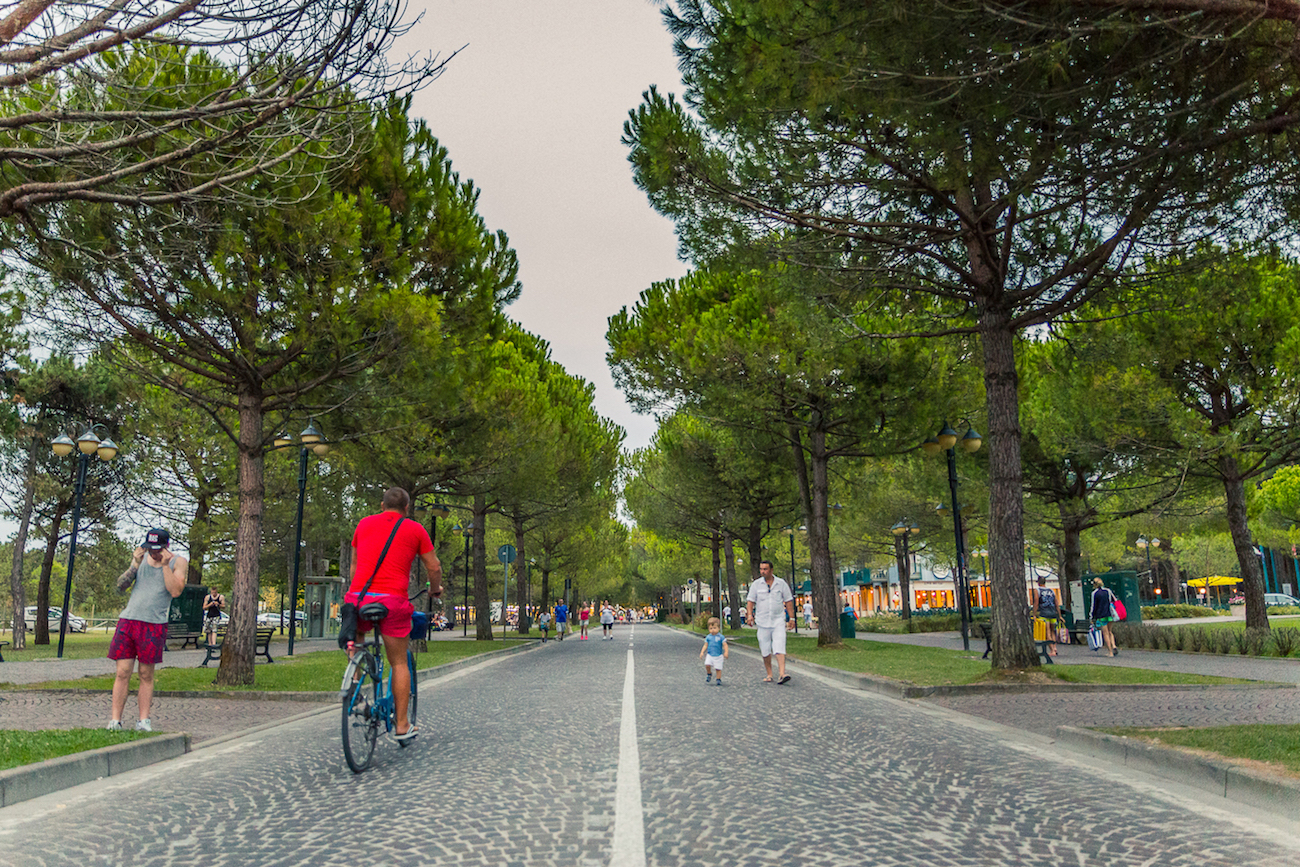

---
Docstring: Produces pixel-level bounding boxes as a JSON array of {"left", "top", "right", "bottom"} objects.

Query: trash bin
[
  {"left": 168, "top": 585, "right": 207, "bottom": 632},
  {"left": 839, "top": 611, "right": 856, "bottom": 639}
]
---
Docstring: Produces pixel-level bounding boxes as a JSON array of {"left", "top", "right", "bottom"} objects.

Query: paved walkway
[{"left": 0, "top": 630, "right": 533, "bottom": 741}]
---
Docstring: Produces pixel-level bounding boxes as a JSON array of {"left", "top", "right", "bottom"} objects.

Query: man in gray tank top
[{"left": 106, "top": 528, "right": 187, "bottom": 732}]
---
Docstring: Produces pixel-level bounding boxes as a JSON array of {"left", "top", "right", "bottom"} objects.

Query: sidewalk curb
[
  {"left": 1054, "top": 725, "right": 1300, "bottom": 820},
  {"left": 728, "top": 646, "right": 1290, "bottom": 699},
  {"left": 0, "top": 641, "right": 539, "bottom": 810},
  {"left": 0, "top": 732, "right": 190, "bottom": 808}
]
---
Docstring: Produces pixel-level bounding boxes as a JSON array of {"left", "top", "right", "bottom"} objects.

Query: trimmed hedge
[{"left": 1140, "top": 604, "right": 1220, "bottom": 619}]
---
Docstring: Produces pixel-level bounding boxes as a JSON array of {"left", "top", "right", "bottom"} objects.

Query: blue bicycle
[{"left": 340, "top": 603, "right": 418, "bottom": 773}]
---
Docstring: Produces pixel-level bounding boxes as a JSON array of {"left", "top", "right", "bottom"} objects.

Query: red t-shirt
[{"left": 349, "top": 513, "right": 432, "bottom": 598}]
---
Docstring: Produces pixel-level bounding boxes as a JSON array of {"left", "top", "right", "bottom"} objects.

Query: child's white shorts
[{"left": 704, "top": 654, "right": 724, "bottom": 669}]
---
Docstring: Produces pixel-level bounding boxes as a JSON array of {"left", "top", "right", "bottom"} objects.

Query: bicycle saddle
[{"left": 359, "top": 602, "right": 389, "bottom": 622}]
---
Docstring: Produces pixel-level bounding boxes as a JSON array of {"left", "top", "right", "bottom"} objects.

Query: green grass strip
[
  {"left": 723, "top": 634, "right": 1253, "bottom": 686},
  {"left": 0, "top": 728, "right": 156, "bottom": 771},
  {"left": 1101, "top": 724, "right": 1300, "bottom": 777},
  {"left": 2, "top": 641, "right": 510, "bottom": 692}
]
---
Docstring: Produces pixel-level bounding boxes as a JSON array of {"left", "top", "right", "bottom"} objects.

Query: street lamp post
[
  {"left": 971, "top": 547, "right": 989, "bottom": 609},
  {"left": 922, "top": 421, "right": 982, "bottom": 651},
  {"left": 785, "top": 526, "right": 797, "bottom": 634},
  {"left": 891, "top": 520, "right": 920, "bottom": 621},
  {"left": 1136, "top": 536, "right": 1161, "bottom": 604},
  {"left": 274, "top": 420, "right": 329, "bottom": 656},
  {"left": 454, "top": 522, "right": 473, "bottom": 637},
  {"left": 51, "top": 428, "right": 120, "bottom": 659},
  {"left": 415, "top": 500, "right": 450, "bottom": 621}
]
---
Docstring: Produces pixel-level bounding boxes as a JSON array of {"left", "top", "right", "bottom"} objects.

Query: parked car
[
  {"left": 256, "top": 611, "right": 284, "bottom": 627},
  {"left": 23, "top": 605, "right": 87, "bottom": 633},
  {"left": 1263, "top": 593, "right": 1300, "bottom": 607}
]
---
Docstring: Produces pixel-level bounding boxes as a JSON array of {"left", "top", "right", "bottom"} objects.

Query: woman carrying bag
[{"left": 1089, "top": 576, "right": 1120, "bottom": 657}]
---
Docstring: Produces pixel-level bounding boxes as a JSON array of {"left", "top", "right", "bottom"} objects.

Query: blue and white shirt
[{"left": 703, "top": 633, "right": 727, "bottom": 657}]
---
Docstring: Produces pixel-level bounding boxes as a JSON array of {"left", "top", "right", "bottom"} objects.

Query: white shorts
[
  {"left": 556, "top": 621, "right": 567, "bottom": 633},
  {"left": 756, "top": 625, "right": 787, "bottom": 657},
  {"left": 704, "top": 654, "right": 724, "bottom": 669}
]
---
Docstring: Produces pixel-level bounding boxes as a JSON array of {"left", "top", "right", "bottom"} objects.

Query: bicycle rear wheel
[
  {"left": 399, "top": 648, "right": 418, "bottom": 748},
  {"left": 342, "top": 652, "right": 380, "bottom": 773}
]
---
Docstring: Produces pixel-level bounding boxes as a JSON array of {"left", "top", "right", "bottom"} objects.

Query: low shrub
[
  {"left": 1140, "top": 604, "right": 1219, "bottom": 619},
  {"left": 1244, "top": 627, "right": 1271, "bottom": 656},
  {"left": 855, "top": 615, "right": 901, "bottom": 633},
  {"left": 1213, "top": 630, "right": 1234, "bottom": 654},
  {"left": 905, "top": 613, "right": 962, "bottom": 633},
  {"left": 665, "top": 613, "right": 685, "bottom": 624},
  {"left": 692, "top": 611, "right": 714, "bottom": 630},
  {"left": 1169, "top": 627, "right": 1187, "bottom": 651},
  {"left": 1233, "top": 629, "right": 1251, "bottom": 655},
  {"left": 1267, "top": 605, "right": 1300, "bottom": 616},
  {"left": 1184, "top": 626, "right": 1207, "bottom": 653},
  {"left": 1273, "top": 628, "right": 1299, "bottom": 658}
]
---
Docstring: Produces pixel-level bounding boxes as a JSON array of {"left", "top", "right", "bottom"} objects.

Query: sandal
[
  {"left": 778, "top": 675, "right": 791, "bottom": 685},
  {"left": 393, "top": 725, "right": 420, "bottom": 742},
  {"left": 762, "top": 676, "right": 773, "bottom": 682}
]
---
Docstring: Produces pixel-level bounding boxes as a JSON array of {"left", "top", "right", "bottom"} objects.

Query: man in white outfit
[{"left": 745, "top": 560, "right": 794, "bottom": 684}]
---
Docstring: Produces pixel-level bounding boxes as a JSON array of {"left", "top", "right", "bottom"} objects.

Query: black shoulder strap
[{"left": 354, "top": 517, "right": 406, "bottom": 602}]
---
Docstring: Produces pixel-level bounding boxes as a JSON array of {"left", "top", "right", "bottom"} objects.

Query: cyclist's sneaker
[
  {"left": 106, "top": 720, "right": 122, "bottom": 731},
  {"left": 135, "top": 719, "right": 152, "bottom": 732}
]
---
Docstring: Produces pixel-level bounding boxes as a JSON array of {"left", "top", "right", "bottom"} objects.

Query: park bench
[
  {"left": 0, "top": 640, "right": 9, "bottom": 661},
  {"left": 201, "top": 626, "right": 275, "bottom": 667},
  {"left": 167, "top": 623, "right": 205, "bottom": 650},
  {"left": 975, "top": 621, "right": 1066, "bottom": 663}
]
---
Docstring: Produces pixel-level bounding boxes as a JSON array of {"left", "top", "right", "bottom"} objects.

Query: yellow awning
[{"left": 1186, "top": 576, "right": 1242, "bottom": 587}]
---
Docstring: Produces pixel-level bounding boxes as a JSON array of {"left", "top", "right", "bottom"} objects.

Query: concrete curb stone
[
  {"left": 0, "top": 733, "right": 190, "bottom": 808},
  {"left": 1054, "top": 725, "right": 1300, "bottom": 820},
  {"left": 0, "top": 641, "right": 539, "bottom": 810}
]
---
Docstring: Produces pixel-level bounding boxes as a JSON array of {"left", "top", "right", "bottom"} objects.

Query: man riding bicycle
[{"left": 346, "top": 487, "right": 442, "bottom": 741}]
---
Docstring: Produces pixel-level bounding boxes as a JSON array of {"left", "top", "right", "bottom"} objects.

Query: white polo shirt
[{"left": 747, "top": 577, "right": 792, "bottom": 628}]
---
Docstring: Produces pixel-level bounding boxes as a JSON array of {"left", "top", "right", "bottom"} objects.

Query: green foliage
[
  {"left": 1103, "top": 725, "right": 1300, "bottom": 777},
  {"left": 1140, "top": 604, "right": 1218, "bottom": 620}
]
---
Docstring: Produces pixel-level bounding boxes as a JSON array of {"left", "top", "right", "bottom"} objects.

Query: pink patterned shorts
[{"left": 108, "top": 618, "right": 168, "bottom": 665}]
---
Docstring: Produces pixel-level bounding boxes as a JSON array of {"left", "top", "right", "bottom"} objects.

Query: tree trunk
[
  {"left": 981, "top": 314, "right": 1038, "bottom": 669},
  {"left": 1220, "top": 455, "right": 1269, "bottom": 629},
  {"left": 34, "top": 499, "right": 69, "bottom": 646},
  {"left": 216, "top": 389, "right": 265, "bottom": 686},
  {"left": 806, "top": 422, "right": 840, "bottom": 646},
  {"left": 1058, "top": 510, "right": 1085, "bottom": 615},
  {"left": 513, "top": 515, "right": 529, "bottom": 633},
  {"left": 723, "top": 529, "right": 740, "bottom": 629},
  {"left": 473, "top": 496, "right": 492, "bottom": 640},
  {"left": 7, "top": 429, "right": 41, "bottom": 650},
  {"left": 895, "top": 536, "right": 912, "bottom": 621},
  {"left": 187, "top": 489, "right": 211, "bottom": 584},
  {"left": 710, "top": 530, "right": 722, "bottom": 619}
]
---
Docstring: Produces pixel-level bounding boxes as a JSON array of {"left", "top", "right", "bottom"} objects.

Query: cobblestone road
[{"left": 1, "top": 625, "right": 1296, "bottom": 867}]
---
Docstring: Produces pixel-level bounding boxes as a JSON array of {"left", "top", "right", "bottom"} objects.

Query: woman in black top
[{"left": 1089, "top": 577, "right": 1118, "bottom": 657}]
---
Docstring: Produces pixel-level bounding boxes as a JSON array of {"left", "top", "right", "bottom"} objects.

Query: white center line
[{"left": 610, "top": 647, "right": 646, "bottom": 867}]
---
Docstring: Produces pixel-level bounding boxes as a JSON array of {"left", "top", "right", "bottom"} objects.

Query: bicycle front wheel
[
  {"left": 341, "top": 653, "right": 379, "bottom": 773},
  {"left": 399, "top": 648, "right": 418, "bottom": 748}
]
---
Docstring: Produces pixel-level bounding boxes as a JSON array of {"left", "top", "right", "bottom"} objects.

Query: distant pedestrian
[
  {"left": 699, "top": 617, "right": 728, "bottom": 686},
  {"left": 554, "top": 599, "right": 569, "bottom": 641},
  {"left": 1090, "top": 576, "right": 1119, "bottom": 657},
  {"left": 600, "top": 601, "right": 615, "bottom": 639},
  {"left": 538, "top": 608, "right": 551, "bottom": 642},
  {"left": 802, "top": 599, "right": 813, "bottom": 629},
  {"left": 202, "top": 588, "right": 225, "bottom": 647},
  {"left": 722, "top": 603, "right": 731, "bottom": 626},
  {"left": 1030, "top": 575, "right": 1060, "bottom": 658},
  {"left": 745, "top": 560, "right": 794, "bottom": 684},
  {"left": 579, "top": 603, "right": 591, "bottom": 639},
  {"left": 107, "top": 529, "right": 187, "bottom": 732}
]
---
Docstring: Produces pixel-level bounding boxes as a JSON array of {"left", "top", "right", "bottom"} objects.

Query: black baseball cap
[{"left": 144, "top": 528, "right": 170, "bottom": 550}]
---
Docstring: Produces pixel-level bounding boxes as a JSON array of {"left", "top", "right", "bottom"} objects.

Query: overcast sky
[{"left": 396, "top": 2, "right": 690, "bottom": 452}]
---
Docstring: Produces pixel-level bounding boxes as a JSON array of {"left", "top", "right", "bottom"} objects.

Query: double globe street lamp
[
  {"left": 273, "top": 420, "right": 329, "bottom": 656},
  {"left": 922, "top": 421, "right": 982, "bottom": 651},
  {"left": 890, "top": 520, "right": 920, "bottom": 620},
  {"left": 51, "top": 427, "right": 120, "bottom": 659}
]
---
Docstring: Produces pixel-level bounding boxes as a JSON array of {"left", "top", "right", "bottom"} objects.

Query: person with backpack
[
  {"left": 1029, "top": 574, "right": 1060, "bottom": 658},
  {"left": 1090, "top": 576, "right": 1120, "bottom": 657}
]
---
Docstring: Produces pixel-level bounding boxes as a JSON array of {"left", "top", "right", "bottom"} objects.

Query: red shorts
[
  {"left": 344, "top": 591, "right": 414, "bottom": 638},
  {"left": 108, "top": 618, "right": 168, "bottom": 665}
]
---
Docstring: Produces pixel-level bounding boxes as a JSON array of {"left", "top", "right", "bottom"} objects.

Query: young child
[
  {"left": 699, "top": 617, "right": 729, "bottom": 686},
  {"left": 537, "top": 609, "right": 551, "bottom": 642}
]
